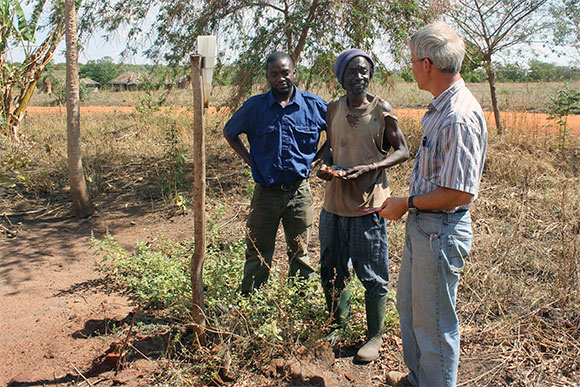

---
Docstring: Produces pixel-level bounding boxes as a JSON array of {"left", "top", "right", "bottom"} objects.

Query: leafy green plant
[
  {"left": 547, "top": 84, "right": 580, "bottom": 148},
  {"left": 92, "top": 230, "right": 401, "bottom": 383},
  {"left": 0, "top": 150, "right": 30, "bottom": 188},
  {"left": 158, "top": 121, "right": 190, "bottom": 211},
  {"left": 244, "top": 170, "right": 254, "bottom": 201},
  {"left": 135, "top": 78, "right": 168, "bottom": 114},
  {"left": 48, "top": 77, "right": 89, "bottom": 106}
]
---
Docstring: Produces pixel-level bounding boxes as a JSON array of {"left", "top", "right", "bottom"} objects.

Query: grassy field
[
  {"left": 28, "top": 80, "right": 580, "bottom": 115},
  {"left": 3, "top": 84, "right": 579, "bottom": 384},
  {"left": 2, "top": 78, "right": 579, "bottom": 385}
]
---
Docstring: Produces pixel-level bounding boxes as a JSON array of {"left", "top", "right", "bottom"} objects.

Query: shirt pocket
[{"left": 294, "top": 125, "right": 319, "bottom": 153}]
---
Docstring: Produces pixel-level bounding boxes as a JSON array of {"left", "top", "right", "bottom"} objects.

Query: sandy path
[
  {"left": 396, "top": 108, "right": 580, "bottom": 136},
  {"left": 25, "top": 106, "right": 580, "bottom": 136}
]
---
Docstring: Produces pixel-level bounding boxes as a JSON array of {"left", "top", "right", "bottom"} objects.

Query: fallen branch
[
  {"left": 0, "top": 224, "right": 16, "bottom": 237},
  {"left": 70, "top": 362, "right": 93, "bottom": 386}
]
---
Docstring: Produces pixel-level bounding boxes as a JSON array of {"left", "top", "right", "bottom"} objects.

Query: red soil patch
[
  {"left": 397, "top": 108, "right": 580, "bottom": 136},
  {"left": 25, "top": 106, "right": 579, "bottom": 136}
]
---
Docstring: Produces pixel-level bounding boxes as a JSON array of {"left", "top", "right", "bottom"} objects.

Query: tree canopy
[
  {"left": 80, "top": 0, "right": 437, "bottom": 103},
  {"left": 79, "top": 56, "right": 120, "bottom": 85},
  {"left": 1, "top": 0, "right": 64, "bottom": 138},
  {"left": 550, "top": 0, "right": 580, "bottom": 63},
  {"left": 449, "top": 0, "right": 550, "bottom": 134}
]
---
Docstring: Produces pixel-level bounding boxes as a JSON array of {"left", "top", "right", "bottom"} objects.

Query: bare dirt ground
[
  {"left": 0, "top": 188, "right": 191, "bottom": 386},
  {"left": 0, "top": 176, "right": 410, "bottom": 386},
  {"left": 2, "top": 106, "right": 578, "bottom": 386}
]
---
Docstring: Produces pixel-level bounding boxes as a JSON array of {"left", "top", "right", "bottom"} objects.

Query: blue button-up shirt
[{"left": 225, "top": 87, "right": 327, "bottom": 186}]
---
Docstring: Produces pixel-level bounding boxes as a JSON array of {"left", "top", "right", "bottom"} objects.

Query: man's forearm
[
  {"left": 224, "top": 132, "right": 251, "bottom": 166},
  {"left": 379, "top": 187, "right": 473, "bottom": 220},
  {"left": 374, "top": 147, "right": 409, "bottom": 170},
  {"left": 411, "top": 187, "right": 473, "bottom": 211}
]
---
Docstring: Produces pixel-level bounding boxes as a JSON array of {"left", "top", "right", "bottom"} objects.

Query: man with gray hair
[{"left": 380, "top": 21, "right": 487, "bottom": 386}]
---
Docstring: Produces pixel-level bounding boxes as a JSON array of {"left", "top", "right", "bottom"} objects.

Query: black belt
[{"left": 262, "top": 179, "right": 304, "bottom": 191}]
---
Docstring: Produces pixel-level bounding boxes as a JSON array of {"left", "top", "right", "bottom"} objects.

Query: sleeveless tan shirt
[{"left": 323, "top": 95, "right": 397, "bottom": 217}]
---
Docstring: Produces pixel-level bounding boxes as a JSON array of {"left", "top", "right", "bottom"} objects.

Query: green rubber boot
[
  {"left": 354, "top": 294, "right": 388, "bottom": 363},
  {"left": 324, "top": 288, "right": 351, "bottom": 345}
]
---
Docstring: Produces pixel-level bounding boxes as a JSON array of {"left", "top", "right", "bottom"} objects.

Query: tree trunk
[
  {"left": 65, "top": 0, "right": 94, "bottom": 218},
  {"left": 485, "top": 66, "right": 503, "bottom": 135}
]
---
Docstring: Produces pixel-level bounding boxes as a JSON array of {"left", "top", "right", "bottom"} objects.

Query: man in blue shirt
[{"left": 224, "top": 51, "right": 328, "bottom": 294}]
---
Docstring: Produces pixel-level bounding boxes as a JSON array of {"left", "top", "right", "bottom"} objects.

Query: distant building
[
  {"left": 80, "top": 78, "right": 100, "bottom": 89},
  {"left": 109, "top": 71, "right": 156, "bottom": 91},
  {"left": 163, "top": 74, "right": 191, "bottom": 90}
]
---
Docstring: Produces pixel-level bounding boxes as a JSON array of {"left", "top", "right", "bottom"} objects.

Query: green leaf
[{"left": 12, "top": 0, "right": 32, "bottom": 42}]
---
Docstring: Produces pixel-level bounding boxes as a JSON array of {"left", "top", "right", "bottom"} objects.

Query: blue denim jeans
[{"left": 397, "top": 210, "right": 472, "bottom": 387}]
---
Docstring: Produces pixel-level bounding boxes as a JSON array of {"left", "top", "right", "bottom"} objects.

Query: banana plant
[
  {"left": 1, "top": 0, "right": 63, "bottom": 140},
  {"left": 1, "top": 0, "right": 46, "bottom": 53}
]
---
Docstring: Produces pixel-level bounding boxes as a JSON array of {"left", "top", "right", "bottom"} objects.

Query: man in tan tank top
[{"left": 317, "top": 49, "right": 409, "bottom": 363}]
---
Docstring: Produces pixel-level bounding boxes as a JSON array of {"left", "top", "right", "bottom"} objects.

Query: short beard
[
  {"left": 349, "top": 85, "right": 367, "bottom": 97},
  {"left": 272, "top": 82, "right": 294, "bottom": 99}
]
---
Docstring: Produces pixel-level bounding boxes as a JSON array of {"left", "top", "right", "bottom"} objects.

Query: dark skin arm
[
  {"left": 311, "top": 140, "right": 330, "bottom": 170},
  {"left": 317, "top": 102, "right": 337, "bottom": 181},
  {"left": 223, "top": 127, "right": 251, "bottom": 166},
  {"left": 318, "top": 100, "right": 409, "bottom": 181},
  {"left": 342, "top": 109, "right": 409, "bottom": 180},
  {"left": 379, "top": 188, "right": 474, "bottom": 220}
]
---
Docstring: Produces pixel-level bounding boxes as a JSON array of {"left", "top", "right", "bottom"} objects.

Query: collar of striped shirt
[{"left": 427, "top": 79, "right": 465, "bottom": 112}]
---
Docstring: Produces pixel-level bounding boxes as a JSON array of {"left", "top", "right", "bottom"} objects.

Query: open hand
[{"left": 342, "top": 164, "right": 375, "bottom": 180}]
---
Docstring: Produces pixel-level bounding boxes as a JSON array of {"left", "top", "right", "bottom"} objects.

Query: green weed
[
  {"left": 547, "top": 83, "right": 580, "bottom": 149},
  {"left": 92, "top": 230, "right": 400, "bottom": 383}
]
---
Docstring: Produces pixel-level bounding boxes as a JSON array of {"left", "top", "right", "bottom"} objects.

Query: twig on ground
[
  {"left": 0, "top": 223, "right": 16, "bottom": 237},
  {"left": 70, "top": 362, "right": 93, "bottom": 386},
  {"left": 2, "top": 213, "right": 13, "bottom": 226},
  {"left": 128, "top": 342, "right": 152, "bottom": 362},
  {"left": 1, "top": 208, "right": 46, "bottom": 217},
  {"left": 117, "top": 305, "right": 142, "bottom": 373},
  {"left": 457, "top": 350, "right": 515, "bottom": 386}
]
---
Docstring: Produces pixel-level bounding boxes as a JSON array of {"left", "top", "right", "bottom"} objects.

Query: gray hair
[{"left": 409, "top": 21, "right": 465, "bottom": 74}]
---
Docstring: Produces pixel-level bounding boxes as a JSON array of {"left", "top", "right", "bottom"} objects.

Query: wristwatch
[{"left": 408, "top": 195, "right": 415, "bottom": 210}]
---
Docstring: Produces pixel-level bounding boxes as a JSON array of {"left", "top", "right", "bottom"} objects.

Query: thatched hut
[
  {"left": 163, "top": 74, "right": 191, "bottom": 90},
  {"left": 109, "top": 71, "right": 156, "bottom": 91},
  {"left": 80, "top": 78, "right": 100, "bottom": 89}
]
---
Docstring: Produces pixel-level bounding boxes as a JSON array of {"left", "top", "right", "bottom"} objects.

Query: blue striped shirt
[{"left": 409, "top": 79, "right": 487, "bottom": 210}]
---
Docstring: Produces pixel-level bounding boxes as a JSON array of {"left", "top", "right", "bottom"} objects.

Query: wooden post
[{"left": 190, "top": 54, "right": 206, "bottom": 341}]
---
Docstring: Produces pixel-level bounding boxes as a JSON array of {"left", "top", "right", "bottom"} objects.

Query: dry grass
[
  {"left": 3, "top": 85, "right": 580, "bottom": 385},
  {"left": 457, "top": 129, "right": 580, "bottom": 385},
  {"left": 27, "top": 80, "right": 580, "bottom": 115}
]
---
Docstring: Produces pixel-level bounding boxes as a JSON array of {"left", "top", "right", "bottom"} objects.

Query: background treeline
[
  {"left": 397, "top": 59, "right": 580, "bottom": 83},
  {"left": 39, "top": 56, "right": 580, "bottom": 91},
  {"left": 42, "top": 57, "right": 184, "bottom": 87}
]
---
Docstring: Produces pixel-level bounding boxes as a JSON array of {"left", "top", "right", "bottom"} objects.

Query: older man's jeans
[{"left": 397, "top": 210, "right": 472, "bottom": 387}]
